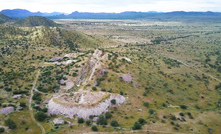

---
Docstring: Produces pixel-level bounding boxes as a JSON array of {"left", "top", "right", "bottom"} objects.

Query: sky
[{"left": 0, "top": 0, "right": 221, "bottom": 13}]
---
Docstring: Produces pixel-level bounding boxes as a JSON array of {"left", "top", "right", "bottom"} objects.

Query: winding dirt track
[{"left": 29, "top": 70, "right": 45, "bottom": 134}]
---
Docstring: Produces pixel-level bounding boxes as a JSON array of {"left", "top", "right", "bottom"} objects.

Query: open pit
[{"left": 48, "top": 91, "right": 125, "bottom": 119}]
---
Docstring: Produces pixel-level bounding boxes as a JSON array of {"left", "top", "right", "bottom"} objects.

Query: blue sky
[{"left": 0, "top": 0, "right": 221, "bottom": 13}]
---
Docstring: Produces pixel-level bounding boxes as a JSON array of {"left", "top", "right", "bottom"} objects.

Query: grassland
[{"left": 0, "top": 19, "right": 221, "bottom": 134}]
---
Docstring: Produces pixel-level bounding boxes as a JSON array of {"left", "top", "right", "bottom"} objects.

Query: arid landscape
[{"left": 0, "top": 11, "right": 221, "bottom": 134}]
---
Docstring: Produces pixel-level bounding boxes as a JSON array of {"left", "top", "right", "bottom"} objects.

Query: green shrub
[
  {"left": 20, "top": 102, "right": 26, "bottom": 107},
  {"left": 105, "top": 112, "right": 112, "bottom": 119},
  {"left": 91, "top": 126, "right": 98, "bottom": 131},
  {"left": 180, "top": 105, "right": 187, "bottom": 109},
  {"left": 143, "top": 102, "right": 149, "bottom": 107},
  {"left": 72, "top": 73, "right": 77, "bottom": 77},
  {"left": 111, "top": 99, "right": 116, "bottom": 104},
  {"left": 138, "top": 118, "right": 146, "bottom": 125},
  {"left": 92, "top": 87, "right": 97, "bottom": 91},
  {"left": 179, "top": 112, "right": 184, "bottom": 116},
  {"left": 78, "top": 118, "right": 84, "bottom": 123},
  {"left": 86, "top": 120, "right": 91, "bottom": 125},
  {"left": 110, "top": 120, "right": 119, "bottom": 127},
  {"left": 5, "top": 119, "right": 17, "bottom": 129},
  {"left": 0, "top": 127, "right": 4, "bottom": 133},
  {"left": 34, "top": 112, "right": 48, "bottom": 121},
  {"left": 170, "top": 115, "right": 176, "bottom": 120},
  {"left": 97, "top": 115, "right": 107, "bottom": 125},
  {"left": 132, "top": 122, "right": 142, "bottom": 130},
  {"left": 148, "top": 109, "right": 155, "bottom": 114}
]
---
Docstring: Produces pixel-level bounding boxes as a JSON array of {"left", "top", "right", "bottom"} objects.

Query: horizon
[
  {"left": 1, "top": 8, "right": 220, "bottom": 15},
  {"left": 0, "top": 0, "right": 221, "bottom": 14}
]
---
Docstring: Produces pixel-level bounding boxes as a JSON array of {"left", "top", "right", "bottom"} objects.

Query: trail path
[{"left": 29, "top": 70, "right": 45, "bottom": 134}]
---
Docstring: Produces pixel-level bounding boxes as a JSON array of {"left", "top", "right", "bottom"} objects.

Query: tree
[
  {"left": 179, "top": 112, "right": 184, "bottom": 116},
  {"left": 110, "top": 120, "right": 119, "bottom": 127},
  {"left": 34, "top": 112, "right": 48, "bottom": 121},
  {"left": 92, "top": 87, "right": 97, "bottom": 91},
  {"left": 78, "top": 118, "right": 84, "bottom": 123},
  {"left": 148, "top": 109, "right": 155, "bottom": 114},
  {"left": 105, "top": 112, "right": 112, "bottom": 119},
  {"left": 143, "top": 102, "right": 149, "bottom": 107},
  {"left": 86, "top": 120, "right": 91, "bottom": 125},
  {"left": 132, "top": 122, "right": 142, "bottom": 130},
  {"left": 180, "top": 105, "right": 187, "bottom": 109},
  {"left": 72, "top": 73, "right": 77, "bottom": 77},
  {"left": 111, "top": 99, "right": 116, "bottom": 104},
  {"left": 138, "top": 118, "right": 146, "bottom": 125},
  {"left": 97, "top": 115, "right": 107, "bottom": 125},
  {"left": 5, "top": 119, "right": 17, "bottom": 129},
  {"left": 0, "top": 127, "right": 4, "bottom": 133},
  {"left": 20, "top": 102, "right": 26, "bottom": 107},
  {"left": 91, "top": 125, "right": 98, "bottom": 131},
  {"left": 170, "top": 115, "right": 176, "bottom": 120}
]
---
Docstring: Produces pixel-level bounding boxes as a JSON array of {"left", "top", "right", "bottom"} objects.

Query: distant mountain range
[
  {"left": 1, "top": 9, "right": 221, "bottom": 22},
  {"left": 1, "top": 9, "right": 64, "bottom": 18}
]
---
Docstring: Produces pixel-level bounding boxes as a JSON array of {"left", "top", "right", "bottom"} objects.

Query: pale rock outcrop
[
  {"left": 48, "top": 93, "right": 125, "bottom": 119},
  {"left": 0, "top": 107, "right": 14, "bottom": 115}
]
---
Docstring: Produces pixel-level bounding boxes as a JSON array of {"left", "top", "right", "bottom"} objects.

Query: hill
[
  {"left": 15, "top": 16, "right": 57, "bottom": 27},
  {"left": 0, "top": 12, "right": 14, "bottom": 24}
]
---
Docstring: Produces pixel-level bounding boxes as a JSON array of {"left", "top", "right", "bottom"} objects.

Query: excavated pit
[{"left": 48, "top": 91, "right": 125, "bottom": 119}]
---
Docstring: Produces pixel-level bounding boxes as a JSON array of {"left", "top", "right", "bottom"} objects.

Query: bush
[
  {"left": 138, "top": 118, "right": 146, "bottom": 125},
  {"left": 110, "top": 120, "right": 119, "bottom": 127},
  {"left": 179, "top": 112, "right": 184, "bottom": 116},
  {"left": 41, "top": 108, "right": 48, "bottom": 113},
  {"left": 92, "top": 87, "right": 97, "bottom": 91},
  {"left": 0, "top": 127, "right": 4, "bottom": 133},
  {"left": 34, "top": 112, "right": 48, "bottom": 121},
  {"left": 72, "top": 73, "right": 77, "bottom": 77},
  {"left": 148, "top": 109, "right": 155, "bottom": 114},
  {"left": 20, "top": 102, "right": 26, "bottom": 108},
  {"left": 91, "top": 126, "right": 98, "bottom": 131},
  {"left": 143, "top": 102, "right": 149, "bottom": 107},
  {"left": 132, "top": 122, "right": 142, "bottom": 130},
  {"left": 86, "top": 120, "right": 91, "bottom": 125},
  {"left": 120, "top": 91, "right": 124, "bottom": 95},
  {"left": 111, "top": 99, "right": 116, "bottom": 104},
  {"left": 97, "top": 115, "right": 107, "bottom": 125},
  {"left": 105, "top": 112, "right": 112, "bottom": 119},
  {"left": 101, "top": 88, "right": 106, "bottom": 92},
  {"left": 4, "top": 87, "right": 12, "bottom": 92},
  {"left": 5, "top": 119, "right": 17, "bottom": 129},
  {"left": 78, "top": 118, "right": 84, "bottom": 123},
  {"left": 143, "top": 92, "right": 147, "bottom": 96},
  {"left": 180, "top": 105, "right": 187, "bottom": 109},
  {"left": 170, "top": 115, "right": 176, "bottom": 120}
]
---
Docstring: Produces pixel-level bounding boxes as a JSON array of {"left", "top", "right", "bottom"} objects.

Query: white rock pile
[{"left": 48, "top": 93, "right": 125, "bottom": 119}]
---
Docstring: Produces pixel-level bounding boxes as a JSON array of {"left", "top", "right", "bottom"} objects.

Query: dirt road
[{"left": 29, "top": 70, "right": 45, "bottom": 134}]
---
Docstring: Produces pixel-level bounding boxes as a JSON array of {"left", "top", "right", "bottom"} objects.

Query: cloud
[{"left": 0, "top": 0, "right": 221, "bottom": 13}]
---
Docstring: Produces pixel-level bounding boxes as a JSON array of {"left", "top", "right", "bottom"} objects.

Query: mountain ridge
[{"left": 1, "top": 9, "right": 221, "bottom": 21}]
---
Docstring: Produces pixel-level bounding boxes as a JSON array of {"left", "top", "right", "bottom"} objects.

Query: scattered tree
[
  {"left": 34, "top": 112, "right": 48, "bottom": 121},
  {"left": 5, "top": 119, "right": 17, "bottom": 129},
  {"left": 110, "top": 120, "right": 119, "bottom": 127},
  {"left": 132, "top": 122, "right": 142, "bottom": 130},
  {"left": 78, "top": 118, "right": 84, "bottom": 123},
  {"left": 91, "top": 125, "right": 98, "bottom": 131},
  {"left": 111, "top": 99, "right": 116, "bottom": 104},
  {"left": 105, "top": 112, "right": 112, "bottom": 119}
]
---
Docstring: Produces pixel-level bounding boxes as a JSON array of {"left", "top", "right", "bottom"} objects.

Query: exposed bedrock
[{"left": 48, "top": 93, "right": 125, "bottom": 119}]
